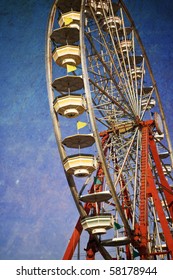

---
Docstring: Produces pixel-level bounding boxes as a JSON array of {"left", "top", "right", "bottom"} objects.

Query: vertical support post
[
  {"left": 139, "top": 125, "right": 149, "bottom": 259},
  {"left": 147, "top": 164, "right": 173, "bottom": 259},
  {"left": 137, "top": 121, "right": 173, "bottom": 259},
  {"left": 149, "top": 136, "right": 173, "bottom": 219}
]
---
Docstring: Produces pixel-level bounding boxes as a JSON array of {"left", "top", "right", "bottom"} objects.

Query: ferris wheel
[{"left": 46, "top": 0, "right": 173, "bottom": 260}]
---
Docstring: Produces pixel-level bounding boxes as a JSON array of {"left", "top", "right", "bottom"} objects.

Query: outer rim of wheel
[{"left": 45, "top": 0, "right": 87, "bottom": 218}]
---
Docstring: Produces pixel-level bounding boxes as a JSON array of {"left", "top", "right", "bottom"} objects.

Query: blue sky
[{"left": 0, "top": 0, "right": 173, "bottom": 259}]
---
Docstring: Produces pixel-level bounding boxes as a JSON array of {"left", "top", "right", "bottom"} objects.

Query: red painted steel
[
  {"left": 147, "top": 164, "right": 173, "bottom": 259},
  {"left": 139, "top": 125, "right": 149, "bottom": 259},
  {"left": 149, "top": 135, "right": 173, "bottom": 219},
  {"left": 137, "top": 121, "right": 173, "bottom": 259}
]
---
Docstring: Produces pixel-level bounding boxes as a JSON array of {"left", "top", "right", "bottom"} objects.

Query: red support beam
[
  {"left": 139, "top": 125, "right": 149, "bottom": 259},
  {"left": 62, "top": 217, "right": 83, "bottom": 260},
  {"left": 62, "top": 202, "right": 91, "bottom": 260},
  {"left": 147, "top": 164, "right": 173, "bottom": 259},
  {"left": 149, "top": 136, "right": 173, "bottom": 219},
  {"left": 138, "top": 121, "right": 173, "bottom": 259}
]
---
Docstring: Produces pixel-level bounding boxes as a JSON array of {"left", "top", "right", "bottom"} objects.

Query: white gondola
[
  {"left": 81, "top": 213, "right": 114, "bottom": 235},
  {"left": 53, "top": 94, "right": 86, "bottom": 118},
  {"left": 158, "top": 150, "right": 170, "bottom": 159},
  {"left": 95, "top": 1, "right": 109, "bottom": 17},
  {"left": 125, "top": 56, "right": 145, "bottom": 80},
  {"left": 58, "top": 11, "right": 80, "bottom": 29},
  {"left": 101, "top": 236, "right": 130, "bottom": 246},
  {"left": 52, "top": 75, "right": 84, "bottom": 92},
  {"left": 62, "top": 134, "right": 95, "bottom": 148},
  {"left": 138, "top": 86, "right": 153, "bottom": 96},
  {"left": 130, "top": 67, "right": 145, "bottom": 80},
  {"left": 125, "top": 55, "right": 143, "bottom": 66},
  {"left": 101, "top": 16, "right": 121, "bottom": 32},
  {"left": 117, "top": 40, "right": 132, "bottom": 53},
  {"left": 116, "top": 27, "right": 132, "bottom": 53},
  {"left": 84, "top": 0, "right": 96, "bottom": 17},
  {"left": 141, "top": 97, "right": 156, "bottom": 111},
  {"left": 79, "top": 190, "right": 112, "bottom": 203},
  {"left": 154, "top": 132, "right": 164, "bottom": 141},
  {"left": 155, "top": 244, "right": 167, "bottom": 250},
  {"left": 162, "top": 164, "right": 172, "bottom": 175},
  {"left": 50, "top": 27, "right": 79, "bottom": 45},
  {"left": 63, "top": 154, "right": 97, "bottom": 177},
  {"left": 52, "top": 45, "right": 81, "bottom": 67},
  {"left": 154, "top": 164, "right": 172, "bottom": 176},
  {"left": 117, "top": 27, "right": 132, "bottom": 37}
]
